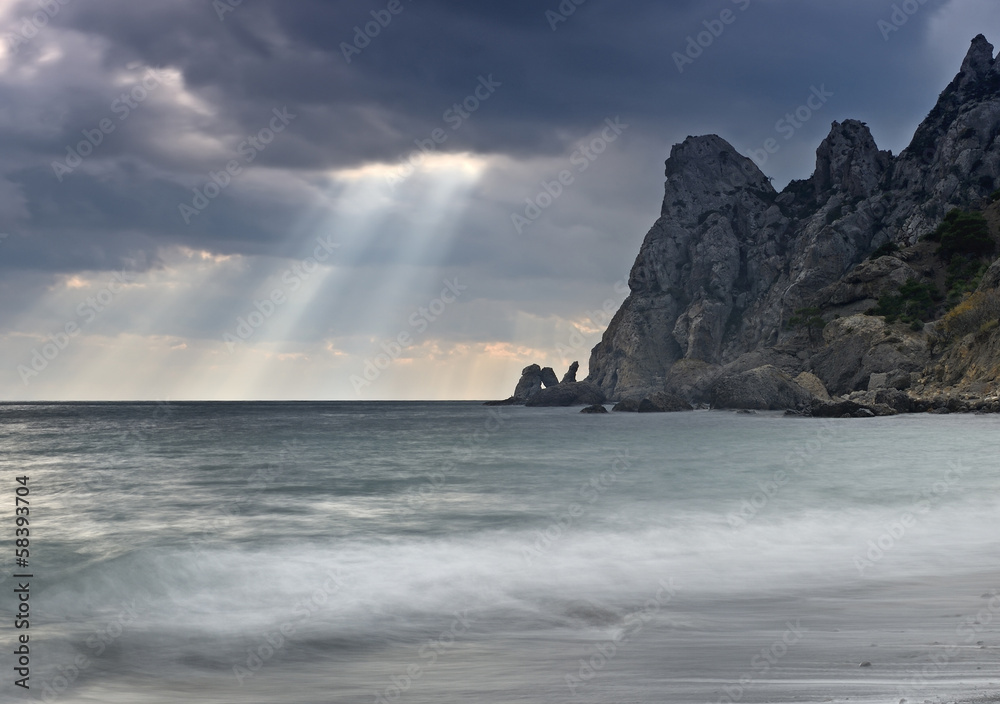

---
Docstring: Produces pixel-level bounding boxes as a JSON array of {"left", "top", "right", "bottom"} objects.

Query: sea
[{"left": 0, "top": 401, "right": 998, "bottom": 704}]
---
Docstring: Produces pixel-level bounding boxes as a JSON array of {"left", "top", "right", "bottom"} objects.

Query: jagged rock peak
[
  {"left": 960, "top": 34, "right": 996, "bottom": 84},
  {"left": 661, "top": 135, "right": 772, "bottom": 217},
  {"left": 899, "top": 34, "right": 1000, "bottom": 170},
  {"left": 811, "top": 119, "right": 891, "bottom": 200},
  {"left": 945, "top": 34, "right": 999, "bottom": 98},
  {"left": 666, "top": 134, "right": 771, "bottom": 187}
]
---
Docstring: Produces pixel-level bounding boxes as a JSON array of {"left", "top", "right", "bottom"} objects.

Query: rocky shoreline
[{"left": 485, "top": 360, "right": 1000, "bottom": 416}]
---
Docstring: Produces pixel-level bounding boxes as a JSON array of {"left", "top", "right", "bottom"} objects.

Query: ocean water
[{"left": 1, "top": 401, "right": 999, "bottom": 704}]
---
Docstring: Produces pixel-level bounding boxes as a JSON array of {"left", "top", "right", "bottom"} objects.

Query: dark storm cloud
[
  {"left": 0, "top": 0, "right": 966, "bottom": 279},
  {"left": 14, "top": 0, "right": 945, "bottom": 164}
]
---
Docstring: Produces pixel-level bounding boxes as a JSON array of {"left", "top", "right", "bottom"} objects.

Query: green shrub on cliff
[
  {"left": 928, "top": 209, "right": 995, "bottom": 260},
  {"left": 869, "top": 242, "right": 899, "bottom": 260},
  {"left": 870, "top": 278, "right": 941, "bottom": 324},
  {"left": 787, "top": 307, "right": 826, "bottom": 340},
  {"left": 945, "top": 255, "right": 989, "bottom": 303}
]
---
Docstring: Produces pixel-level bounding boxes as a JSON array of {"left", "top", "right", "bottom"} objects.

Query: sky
[{"left": 0, "top": 0, "right": 998, "bottom": 401}]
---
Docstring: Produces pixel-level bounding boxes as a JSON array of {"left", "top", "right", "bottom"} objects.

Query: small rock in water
[
  {"left": 580, "top": 404, "right": 608, "bottom": 414},
  {"left": 859, "top": 661, "right": 872, "bottom": 667}
]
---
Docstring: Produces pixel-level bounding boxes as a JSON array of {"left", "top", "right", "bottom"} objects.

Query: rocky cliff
[{"left": 582, "top": 35, "right": 1000, "bottom": 411}]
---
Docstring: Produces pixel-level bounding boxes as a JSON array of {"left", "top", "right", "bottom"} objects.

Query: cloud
[{"left": 0, "top": 0, "right": 993, "bottom": 399}]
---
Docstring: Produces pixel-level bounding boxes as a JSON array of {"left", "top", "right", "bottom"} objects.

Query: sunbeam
[{"left": 206, "top": 154, "right": 488, "bottom": 398}]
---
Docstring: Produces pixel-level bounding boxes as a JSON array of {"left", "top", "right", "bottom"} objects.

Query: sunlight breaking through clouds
[
  {"left": 1, "top": 1, "right": 996, "bottom": 401},
  {"left": 7, "top": 152, "right": 496, "bottom": 400}
]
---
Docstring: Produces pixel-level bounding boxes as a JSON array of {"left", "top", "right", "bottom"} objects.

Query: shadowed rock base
[{"left": 613, "top": 391, "right": 693, "bottom": 413}]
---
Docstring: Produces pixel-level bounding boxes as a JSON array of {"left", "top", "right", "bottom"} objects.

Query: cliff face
[
  {"left": 587, "top": 35, "right": 1000, "bottom": 403},
  {"left": 584, "top": 135, "right": 780, "bottom": 397}
]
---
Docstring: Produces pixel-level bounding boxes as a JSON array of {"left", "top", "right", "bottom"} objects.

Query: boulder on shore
[
  {"left": 794, "top": 372, "right": 831, "bottom": 402},
  {"left": 710, "top": 365, "right": 815, "bottom": 411}
]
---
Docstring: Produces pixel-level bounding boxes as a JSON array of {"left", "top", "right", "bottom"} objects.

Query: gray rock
[
  {"left": 525, "top": 382, "right": 607, "bottom": 407},
  {"left": 561, "top": 361, "right": 580, "bottom": 384},
  {"left": 812, "top": 118, "right": 892, "bottom": 201},
  {"left": 613, "top": 391, "right": 693, "bottom": 412},
  {"left": 873, "top": 388, "right": 915, "bottom": 413},
  {"left": 612, "top": 398, "right": 641, "bottom": 412},
  {"left": 818, "top": 255, "right": 918, "bottom": 314},
  {"left": 811, "top": 315, "right": 926, "bottom": 395},
  {"left": 539, "top": 367, "right": 560, "bottom": 388},
  {"left": 585, "top": 134, "right": 775, "bottom": 400},
  {"left": 980, "top": 259, "right": 1000, "bottom": 290},
  {"left": 638, "top": 392, "right": 693, "bottom": 413},
  {"left": 710, "top": 365, "right": 815, "bottom": 411},
  {"left": 871, "top": 404, "right": 899, "bottom": 416},
  {"left": 512, "top": 364, "right": 544, "bottom": 402},
  {"left": 868, "top": 372, "right": 888, "bottom": 391},
  {"left": 663, "top": 358, "right": 721, "bottom": 404},
  {"left": 888, "top": 370, "right": 912, "bottom": 390},
  {"left": 580, "top": 404, "right": 608, "bottom": 414},
  {"left": 794, "top": 372, "right": 831, "bottom": 401}
]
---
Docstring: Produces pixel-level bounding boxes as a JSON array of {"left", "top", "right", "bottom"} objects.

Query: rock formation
[
  {"left": 485, "top": 361, "right": 600, "bottom": 406},
  {"left": 488, "top": 36, "right": 1000, "bottom": 415},
  {"left": 539, "top": 367, "right": 560, "bottom": 388},
  {"left": 581, "top": 35, "right": 1000, "bottom": 413},
  {"left": 514, "top": 364, "right": 543, "bottom": 401},
  {"left": 710, "top": 366, "right": 815, "bottom": 411}
]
